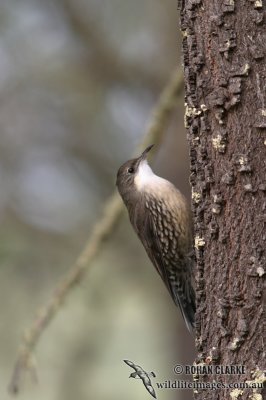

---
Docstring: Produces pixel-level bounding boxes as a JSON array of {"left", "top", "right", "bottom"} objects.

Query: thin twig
[{"left": 8, "top": 69, "right": 183, "bottom": 394}]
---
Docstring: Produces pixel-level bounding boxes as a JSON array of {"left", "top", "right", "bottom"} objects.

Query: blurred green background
[{"left": 0, "top": 1, "right": 195, "bottom": 399}]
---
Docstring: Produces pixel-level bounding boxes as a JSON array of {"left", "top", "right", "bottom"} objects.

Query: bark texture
[{"left": 179, "top": 1, "right": 265, "bottom": 399}]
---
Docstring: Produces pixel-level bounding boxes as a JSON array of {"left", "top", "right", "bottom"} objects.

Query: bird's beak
[{"left": 138, "top": 144, "right": 154, "bottom": 162}]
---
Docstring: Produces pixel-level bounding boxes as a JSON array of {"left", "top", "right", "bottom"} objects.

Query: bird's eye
[{"left": 127, "top": 167, "right": 134, "bottom": 174}]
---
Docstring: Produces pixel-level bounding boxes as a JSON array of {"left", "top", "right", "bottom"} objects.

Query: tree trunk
[{"left": 178, "top": 1, "right": 265, "bottom": 399}]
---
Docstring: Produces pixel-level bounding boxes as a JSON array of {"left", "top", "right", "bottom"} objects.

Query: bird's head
[{"left": 116, "top": 145, "right": 154, "bottom": 204}]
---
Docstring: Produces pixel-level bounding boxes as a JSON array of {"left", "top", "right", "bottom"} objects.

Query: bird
[
  {"left": 116, "top": 144, "right": 195, "bottom": 332},
  {"left": 123, "top": 359, "right": 157, "bottom": 398}
]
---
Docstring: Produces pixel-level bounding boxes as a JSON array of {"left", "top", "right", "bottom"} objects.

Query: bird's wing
[
  {"left": 146, "top": 384, "right": 157, "bottom": 399},
  {"left": 141, "top": 374, "right": 157, "bottom": 398},
  {"left": 123, "top": 360, "right": 142, "bottom": 372},
  {"left": 129, "top": 201, "right": 170, "bottom": 292},
  {"left": 137, "top": 209, "right": 176, "bottom": 298},
  {"left": 132, "top": 197, "right": 195, "bottom": 331}
]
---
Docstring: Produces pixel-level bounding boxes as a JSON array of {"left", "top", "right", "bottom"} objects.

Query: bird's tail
[
  {"left": 175, "top": 283, "right": 195, "bottom": 333},
  {"left": 169, "top": 259, "right": 196, "bottom": 333}
]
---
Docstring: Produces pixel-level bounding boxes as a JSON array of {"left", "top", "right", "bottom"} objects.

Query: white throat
[{"left": 134, "top": 160, "right": 165, "bottom": 190}]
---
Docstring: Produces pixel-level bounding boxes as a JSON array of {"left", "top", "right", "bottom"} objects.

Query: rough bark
[{"left": 179, "top": 1, "right": 265, "bottom": 399}]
